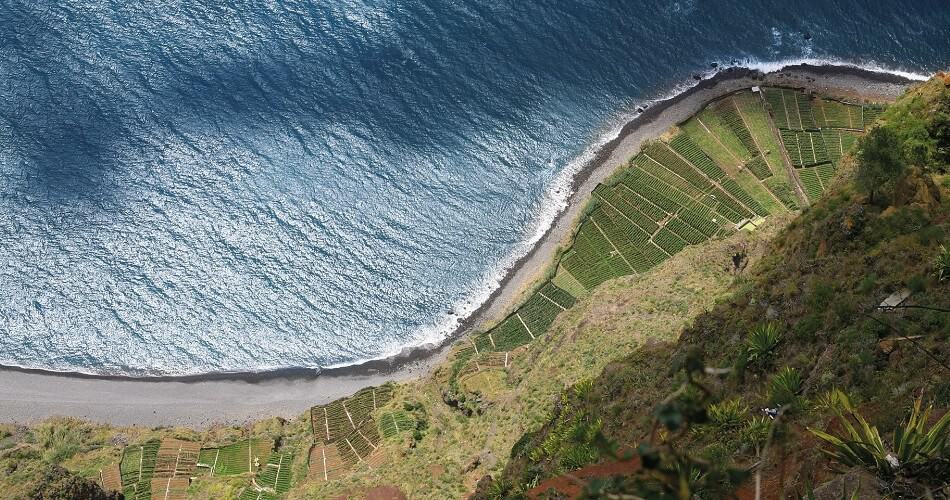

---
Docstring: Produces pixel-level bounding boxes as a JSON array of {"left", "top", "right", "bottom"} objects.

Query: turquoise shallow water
[{"left": 0, "top": 0, "right": 948, "bottom": 375}]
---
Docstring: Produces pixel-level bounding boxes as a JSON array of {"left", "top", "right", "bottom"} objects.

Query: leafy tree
[
  {"left": 856, "top": 126, "right": 906, "bottom": 204},
  {"left": 929, "top": 87, "right": 950, "bottom": 171}
]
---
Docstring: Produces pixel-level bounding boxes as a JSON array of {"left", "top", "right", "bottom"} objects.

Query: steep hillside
[
  {"left": 1, "top": 73, "right": 942, "bottom": 500},
  {"left": 484, "top": 75, "right": 950, "bottom": 498}
]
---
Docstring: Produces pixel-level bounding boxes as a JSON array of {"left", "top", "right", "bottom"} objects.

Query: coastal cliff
[{"left": 1, "top": 68, "right": 948, "bottom": 499}]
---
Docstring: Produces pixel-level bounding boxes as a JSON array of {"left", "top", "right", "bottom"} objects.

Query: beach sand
[{"left": 0, "top": 63, "right": 916, "bottom": 428}]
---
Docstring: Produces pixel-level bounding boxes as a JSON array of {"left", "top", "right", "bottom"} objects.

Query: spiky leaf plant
[
  {"left": 745, "top": 323, "right": 782, "bottom": 367},
  {"left": 738, "top": 416, "right": 772, "bottom": 453},
  {"left": 707, "top": 398, "right": 748, "bottom": 431},
  {"left": 768, "top": 367, "right": 802, "bottom": 407},
  {"left": 934, "top": 245, "right": 950, "bottom": 281},
  {"left": 809, "top": 395, "right": 950, "bottom": 479}
]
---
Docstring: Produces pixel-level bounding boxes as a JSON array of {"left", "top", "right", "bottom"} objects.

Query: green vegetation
[
  {"left": 120, "top": 440, "right": 160, "bottom": 500},
  {"left": 935, "top": 244, "right": 950, "bottom": 281},
  {"left": 857, "top": 126, "right": 906, "bottom": 203},
  {"left": 480, "top": 76, "right": 948, "bottom": 498},
  {"left": 744, "top": 322, "right": 782, "bottom": 368},
  {"left": 810, "top": 394, "right": 950, "bottom": 482},
  {"left": 5, "top": 76, "right": 947, "bottom": 499},
  {"left": 198, "top": 438, "right": 274, "bottom": 476}
]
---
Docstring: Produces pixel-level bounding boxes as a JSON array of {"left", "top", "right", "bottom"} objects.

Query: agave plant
[
  {"left": 769, "top": 366, "right": 802, "bottom": 407},
  {"left": 809, "top": 395, "right": 950, "bottom": 478},
  {"left": 738, "top": 415, "right": 771, "bottom": 453},
  {"left": 707, "top": 398, "right": 748, "bottom": 430},
  {"left": 934, "top": 245, "right": 950, "bottom": 282},
  {"left": 745, "top": 323, "right": 782, "bottom": 367},
  {"left": 813, "top": 388, "right": 853, "bottom": 413}
]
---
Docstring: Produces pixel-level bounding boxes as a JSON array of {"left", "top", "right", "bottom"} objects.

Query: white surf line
[
  {"left": 342, "top": 401, "right": 355, "bottom": 429},
  {"left": 538, "top": 291, "right": 567, "bottom": 311},
  {"left": 515, "top": 313, "right": 536, "bottom": 339},
  {"left": 589, "top": 217, "right": 636, "bottom": 273}
]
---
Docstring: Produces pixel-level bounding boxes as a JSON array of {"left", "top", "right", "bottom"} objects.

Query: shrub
[
  {"left": 857, "top": 274, "right": 878, "bottom": 294},
  {"left": 33, "top": 419, "right": 87, "bottom": 463},
  {"left": 813, "top": 388, "right": 852, "bottom": 414},
  {"left": 769, "top": 367, "right": 802, "bottom": 408},
  {"left": 561, "top": 444, "right": 598, "bottom": 470},
  {"left": 738, "top": 416, "right": 772, "bottom": 453},
  {"left": 809, "top": 396, "right": 950, "bottom": 481},
  {"left": 707, "top": 398, "right": 748, "bottom": 431},
  {"left": 856, "top": 126, "right": 906, "bottom": 204},
  {"left": 745, "top": 323, "right": 782, "bottom": 368},
  {"left": 573, "top": 379, "right": 594, "bottom": 399},
  {"left": 907, "top": 274, "right": 927, "bottom": 293}
]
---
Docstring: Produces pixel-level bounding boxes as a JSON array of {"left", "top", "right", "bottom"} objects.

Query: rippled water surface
[{"left": 1, "top": 0, "right": 948, "bottom": 375}]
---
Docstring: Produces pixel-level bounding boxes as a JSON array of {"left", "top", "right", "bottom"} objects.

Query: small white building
[{"left": 877, "top": 288, "right": 912, "bottom": 313}]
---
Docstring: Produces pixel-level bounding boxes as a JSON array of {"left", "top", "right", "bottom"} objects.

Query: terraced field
[
  {"left": 761, "top": 87, "right": 882, "bottom": 201},
  {"left": 99, "top": 463, "right": 122, "bottom": 494},
  {"left": 260, "top": 85, "right": 878, "bottom": 495},
  {"left": 302, "top": 384, "right": 396, "bottom": 485},
  {"left": 119, "top": 440, "right": 160, "bottom": 500},
  {"left": 441, "top": 86, "right": 876, "bottom": 405},
  {"left": 154, "top": 438, "right": 200, "bottom": 479},
  {"left": 682, "top": 92, "right": 798, "bottom": 211},
  {"left": 151, "top": 477, "right": 189, "bottom": 500},
  {"left": 196, "top": 438, "right": 274, "bottom": 476},
  {"left": 253, "top": 452, "right": 294, "bottom": 495},
  {"left": 379, "top": 410, "right": 415, "bottom": 438}
]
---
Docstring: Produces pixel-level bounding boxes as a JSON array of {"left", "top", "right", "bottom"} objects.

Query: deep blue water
[{"left": 0, "top": 1, "right": 948, "bottom": 375}]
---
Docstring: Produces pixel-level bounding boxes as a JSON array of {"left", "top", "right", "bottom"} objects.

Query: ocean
[{"left": 0, "top": 0, "right": 947, "bottom": 376}]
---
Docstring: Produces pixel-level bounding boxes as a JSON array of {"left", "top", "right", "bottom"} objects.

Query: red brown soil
[{"left": 526, "top": 456, "right": 642, "bottom": 498}]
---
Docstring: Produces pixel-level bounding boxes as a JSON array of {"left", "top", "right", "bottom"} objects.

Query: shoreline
[{"left": 0, "top": 62, "right": 918, "bottom": 427}]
